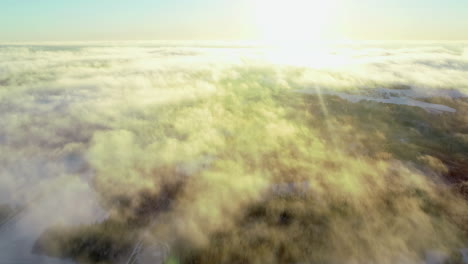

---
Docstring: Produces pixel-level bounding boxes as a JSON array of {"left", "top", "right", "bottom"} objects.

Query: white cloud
[{"left": 1, "top": 41, "right": 467, "bottom": 263}]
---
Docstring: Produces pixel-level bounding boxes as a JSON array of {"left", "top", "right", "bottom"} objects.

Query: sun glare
[{"left": 254, "top": 0, "right": 335, "bottom": 46}]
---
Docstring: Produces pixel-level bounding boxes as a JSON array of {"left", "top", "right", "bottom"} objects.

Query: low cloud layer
[{"left": 0, "top": 41, "right": 467, "bottom": 264}]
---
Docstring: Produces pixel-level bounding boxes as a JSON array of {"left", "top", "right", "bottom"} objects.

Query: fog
[{"left": 0, "top": 41, "right": 467, "bottom": 264}]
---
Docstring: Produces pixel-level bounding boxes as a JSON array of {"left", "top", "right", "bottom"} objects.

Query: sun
[{"left": 253, "top": 0, "right": 335, "bottom": 46}]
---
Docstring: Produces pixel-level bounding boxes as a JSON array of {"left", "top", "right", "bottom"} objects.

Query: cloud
[{"left": 0, "top": 42, "right": 467, "bottom": 264}]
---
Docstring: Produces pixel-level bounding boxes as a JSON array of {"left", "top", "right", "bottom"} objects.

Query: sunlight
[
  {"left": 263, "top": 45, "right": 351, "bottom": 68},
  {"left": 253, "top": 0, "right": 343, "bottom": 68},
  {"left": 254, "top": 0, "right": 335, "bottom": 46}
]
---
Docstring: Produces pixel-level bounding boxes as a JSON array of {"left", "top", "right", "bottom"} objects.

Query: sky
[{"left": 0, "top": 0, "right": 467, "bottom": 42}]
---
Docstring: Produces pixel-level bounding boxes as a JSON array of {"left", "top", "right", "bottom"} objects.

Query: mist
[{"left": 1, "top": 41, "right": 467, "bottom": 264}]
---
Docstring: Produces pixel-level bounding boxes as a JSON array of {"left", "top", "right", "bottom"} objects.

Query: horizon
[
  {"left": 1, "top": 2, "right": 468, "bottom": 264},
  {"left": 1, "top": 39, "right": 468, "bottom": 46}
]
